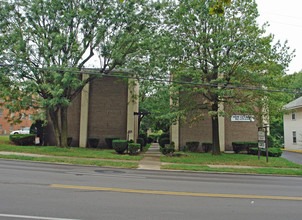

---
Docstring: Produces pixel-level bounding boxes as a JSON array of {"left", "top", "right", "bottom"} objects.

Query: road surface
[{"left": 0, "top": 159, "right": 301, "bottom": 220}]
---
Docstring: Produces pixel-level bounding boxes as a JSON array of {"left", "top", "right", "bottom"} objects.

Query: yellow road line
[
  {"left": 50, "top": 184, "right": 302, "bottom": 201},
  {"left": 282, "top": 149, "right": 302, "bottom": 154}
]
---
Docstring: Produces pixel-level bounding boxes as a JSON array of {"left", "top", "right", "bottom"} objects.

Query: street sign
[
  {"left": 258, "top": 141, "right": 265, "bottom": 149},
  {"left": 258, "top": 131, "right": 265, "bottom": 141}
]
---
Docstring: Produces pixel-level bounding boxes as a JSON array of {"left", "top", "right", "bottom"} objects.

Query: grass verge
[
  {"left": 161, "top": 152, "right": 302, "bottom": 168},
  {"left": 0, "top": 144, "right": 143, "bottom": 161},
  {"left": 0, "top": 154, "right": 138, "bottom": 168},
  {"left": 162, "top": 164, "right": 302, "bottom": 176}
]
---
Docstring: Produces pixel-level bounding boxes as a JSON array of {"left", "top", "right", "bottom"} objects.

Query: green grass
[
  {"left": 162, "top": 164, "right": 302, "bottom": 176},
  {"left": 0, "top": 155, "right": 138, "bottom": 168},
  {"left": 161, "top": 152, "right": 302, "bottom": 168},
  {"left": 0, "top": 136, "right": 143, "bottom": 161}
]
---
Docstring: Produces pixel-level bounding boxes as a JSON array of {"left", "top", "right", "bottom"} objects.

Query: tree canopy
[{"left": 0, "top": 0, "right": 159, "bottom": 147}]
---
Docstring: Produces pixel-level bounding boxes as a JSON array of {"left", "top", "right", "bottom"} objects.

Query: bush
[
  {"left": 159, "top": 137, "right": 170, "bottom": 148},
  {"left": 128, "top": 143, "right": 140, "bottom": 155},
  {"left": 248, "top": 147, "right": 282, "bottom": 157},
  {"left": 148, "top": 134, "right": 158, "bottom": 143},
  {"left": 158, "top": 132, "right": 169, "bottom": 144},
  {"left": 202, "top": 142, "right": 212, "bottom": 153},
  {"left": 147, "top": 137, "right": 154, "bottom": 144},
  {"left": 112, "top": 140, "right": 128, "bottom": 154},
  {"left": 136, "top": 137, "right": 145, "bottom": 149},
  {"left": 67, "top": 137, "right": 72, "bottom": 147},
  {"left": 139, "top": 133, "right": 147, "bottom": 146},
  {"left": 87, "top": 137, "right": 100, "bottom": 148},
  {"left": 232, "top": 142, "right": 258, "bottom": 154},
  {"left": 186, "top": 141, "right": 200, "bottom": 152},
  {"left": 161, "top": 142, "right": 175, "bottom": 155},
  {"left": 9, "top": 134, "right": 35, "bottom": 146},
  {"left": 105, "top": 137, "right": 120, "bottom": 149},
  {"left": 30, "top": 120, "right": 45, "bottom": 145}
]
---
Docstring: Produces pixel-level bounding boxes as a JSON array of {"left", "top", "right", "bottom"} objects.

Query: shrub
[
  {"left": 67, "top": 137, "right": 72, "bottom": 147},
  {"left": 232, "top": 142, "right": 258, "bottom": 154},
  {"left": 186, "top": 141, "right": 200, "bottom": 152},
  {"left": 161, "top": 142, "right": 175, "bottom": 155},
  {"left": 105, "top": 137, "right": 120, "bottom": 149},
  {"left": 159, "top": 137, "right": 170, "bottom": 148},
  {"left": 202, "top": 142, "right": 212, "bottom": 153},
  {"left": 148, "top": 134, "right": 158, "bottom": 143},
  {"left": 9, "top": 134, "right": 35, "bottom": 146},
  {"left": 87, "top": 137, "right": 100, "bottom": 148},
  {"left": 112, "top": 140, "right": 128, "bottom": 154},
  {"left": 159, "top": 132, "right": 169, "bottom": 142},
  {"left": 147, "top": 137, "right": 154, "bottom": 144},
  {"left": 139, "top": 133, "right": 147, "bottom": 146},
  {"left": 136, "top": 137, "right": 145, "bottom": 149},
  {"left": 128, "top": 143, "right": 140, "bottom": 155},
  {"left": 30, "top": 120, "right": 45, "bottom": 145},
  {"left": 248, "top": 147, "right": 282, "bottom": 157}
]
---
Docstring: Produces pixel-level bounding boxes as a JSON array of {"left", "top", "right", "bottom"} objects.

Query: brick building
[
  {"left": 45, "top": 74, "right": 139, "bottom": 148},
  {"left": 0, "top": 99, "right": 34, "bottom": 134}
]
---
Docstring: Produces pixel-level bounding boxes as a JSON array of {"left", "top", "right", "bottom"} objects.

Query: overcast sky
[{"left": 256, "top": 0, "right": 302, "bottom": 74}]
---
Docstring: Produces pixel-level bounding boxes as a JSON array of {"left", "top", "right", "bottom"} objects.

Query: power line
[{"left": 1, "top": 64, "right": 302, "bottom": 94}]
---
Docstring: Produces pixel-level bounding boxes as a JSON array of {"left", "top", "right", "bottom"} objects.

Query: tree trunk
[
  {"left": 60, "top": 107, "right": 68, "bottom": 148},
  {"left": 211, "top": 102, "right": 221, "bottom": 155},
  {"left": 49, "top": 109, "right": 61, "bottom": 147}
]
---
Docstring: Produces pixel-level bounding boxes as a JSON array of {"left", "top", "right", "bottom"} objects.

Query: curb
[{"left": 282, "top": 149, "right": 302, "bottom": 154}]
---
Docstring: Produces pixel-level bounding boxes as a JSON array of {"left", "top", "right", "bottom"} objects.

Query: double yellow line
[{"left": 50, "top": 184, "right": 302, "bottom": 201}]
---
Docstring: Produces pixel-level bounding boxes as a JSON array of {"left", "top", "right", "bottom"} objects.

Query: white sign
[
  {"left": 258, "top": 131, "right": 265, "bottom": 141},
  {"left": 231, "top": 115, "right": 255, "bottom": 122},
  {"left": 258, "top": 141, "right": 265, "bottom": 149}
]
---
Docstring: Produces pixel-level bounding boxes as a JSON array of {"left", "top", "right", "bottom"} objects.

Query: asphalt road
[
  {"left": 282, "top": 151, "right": 302, "bottom": 165},
  {"left": 0, "top": 159, "right": 302, "bottom": 220}
]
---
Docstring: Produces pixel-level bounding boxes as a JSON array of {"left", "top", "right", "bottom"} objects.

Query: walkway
[{"left": 138, "top": 143, "right": 162, "bottom": 170}]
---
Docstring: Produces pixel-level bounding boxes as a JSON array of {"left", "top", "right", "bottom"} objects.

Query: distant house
[
  {"left": 44, "top": 73, "right": 139, "bottom": 148},
  {"left": 0, "top": 99, "right": 34, "bottom": 134},
  {"left": 283, "top": 96, "right": 302, "bottom": 151}
]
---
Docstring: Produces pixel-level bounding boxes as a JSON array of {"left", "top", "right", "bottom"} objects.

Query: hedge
[
  {"left": 9, "top": 134, "right": 35, "bottom": 146},
  {"left": 112, "top": 140, "right": 128, "bottom": 154},
  {"left": 105, "top": 137, "right": 120, "bottom": 149},
  {"left": 202, "top": 142, "right": 212, "bottom": 153},
  {"left": 159, "top": 137, "right": 170, "bottom": 148},
  {"left": 158, "top": 132, "right": 169, "bottom": 144},
  {"left": 248, "top": 147, "right": 283, "bottom": 157},
  {"left": 87, "top": 137, "right": 100, "bottom": 148},
  {"left": 136, "top": 137, "right": 145, "bottom": 150},
  {"left": 186, "top": 141, "right": 199, "bottom": 152},
  {"left": 161, "top": 142, "right": 175, "bottom": 155},
  {"left": 232, "top": 142, "right": 258, "bottom": 154},
  {"left": 128, "top": 143, "right": 140, "bottom": 155}
]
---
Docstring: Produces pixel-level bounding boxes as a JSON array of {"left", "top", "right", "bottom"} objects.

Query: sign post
[{"left": 258, "top": 127, "right": 269, "bottom": 162}]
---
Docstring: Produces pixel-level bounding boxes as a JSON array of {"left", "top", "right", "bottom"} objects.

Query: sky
[{"left": 256, "top": 0, "right": 302, "bottom": 74}]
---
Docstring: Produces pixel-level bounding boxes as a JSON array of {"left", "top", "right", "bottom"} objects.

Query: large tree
[
  {"left": 161, "top": 0, "right": 293, "bottom": 155},
  {"left": 0, "top": 0, "right": 158, "bottom": 147}
]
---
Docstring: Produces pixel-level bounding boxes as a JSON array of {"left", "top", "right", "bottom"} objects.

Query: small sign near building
[{"left": 231, "top": 115, "right": 255, "bottom": 122}]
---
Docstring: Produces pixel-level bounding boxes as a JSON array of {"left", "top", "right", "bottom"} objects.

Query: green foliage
[
  {"left": 148, "top": 133, "right": 160, "bottom": 143},
  {"left": 136, "top": 138, "right": 145, "bottom": 148},
  {"left": 9, "top": 134, "right": 35, "bottom": 146},
  {"left": 112, "top": 140, "right": 128, "bottom": 154},
  {"left": 138, "top": 133, "right": 147, "bottom": 146},
  {"left": 87, "top": 137, "right": 100, "bottom": 148},
  {"left": 105, "top": 137, "right": 120, "bottom": 149},
  {"left": 158, "top": 132, "right": 169, "bottom": 144},
  {"left": 161, "top": 142, "right": 175, "bottom": 155},
  {"left": 248, "top": 147, "right": 283, "bottom": 157},
  {"left": 159, "top": 137, "right": 170, "bottom": 148},
  {"left": 186, "top": 141, "right": 200, "bottom": 152},
  {"left": 202, "top": 142, "right": 213, "bottom": 153},
  {"left": 232, "top": 142, "right": 258, "bottom": 154},
  {"left": 128, "top": 143, "right": 140, "bottom": 155},
  {"left": 30, "top": 120, "right": 45, "bottom": 146}
]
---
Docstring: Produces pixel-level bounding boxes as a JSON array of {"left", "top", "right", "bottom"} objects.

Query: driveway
[{"left": 282, "top": 151, "right": 302, "bottom": 165}]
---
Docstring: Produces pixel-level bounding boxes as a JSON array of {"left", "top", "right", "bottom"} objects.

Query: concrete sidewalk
[{"left": 138, "top": 143, "right": 161, "bottom": 170}]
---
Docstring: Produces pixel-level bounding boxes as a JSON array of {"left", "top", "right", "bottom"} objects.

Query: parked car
[{"left": 10, "top": 127, "right": 31, "bottom": 135}]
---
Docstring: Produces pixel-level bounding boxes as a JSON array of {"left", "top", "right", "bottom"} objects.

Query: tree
[
  {"left": 0, "top": 0, "right": 158, "bottom": 147},
  {"left": 161, "top": 0, "right": 293, "bottom": 155}
]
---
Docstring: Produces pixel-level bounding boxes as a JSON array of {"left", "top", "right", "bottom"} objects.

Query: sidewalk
[{"left": 138, "top": 143, "right": 161, "bottom": 170}]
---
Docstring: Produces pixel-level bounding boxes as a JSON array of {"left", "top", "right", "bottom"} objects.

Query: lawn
[
  {"left": 0, "top": 136, "right": 143, "bottom": 161},
  {"left": 161, "top": 152, "right": 302, "bottom": 168}
]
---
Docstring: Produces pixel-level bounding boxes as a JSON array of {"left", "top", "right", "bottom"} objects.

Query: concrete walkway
[{"left": 138, "top": 143, "right": 161, "bottom": 170}]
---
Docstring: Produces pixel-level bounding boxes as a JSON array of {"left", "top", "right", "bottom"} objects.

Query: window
[
  {"left": 292, "top": 113, "right": 296, "bottom": 120},
  {"left": 9, "top": 125, "right": 13, "bottom": 131},
  {"left": 0, "top": 109, "right": 3, "bottom": 117},
  {"left": 29, "top": 114, "right": 33, "bottom": 120},
  {"left": 10, "top": 112, "right": 15, "bottom": 118},
  {"left": 293, "top": 131, "right": 297, "bottom": 143},
  {"left": 0, "top": 125, "right": 2, "bottom": 131}
]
